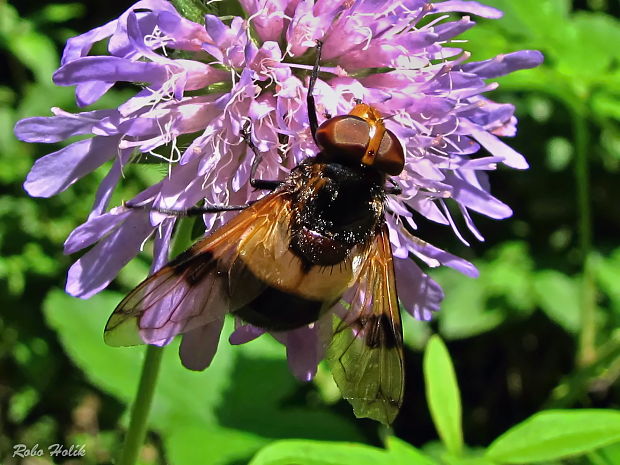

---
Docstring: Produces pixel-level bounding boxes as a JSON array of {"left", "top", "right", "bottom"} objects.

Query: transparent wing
[
  {"left": 104, "top": 192, "right": 292, "bottom": 346},
  {"left": 326, "top": 223, "right": 405, "bottom": 425}
]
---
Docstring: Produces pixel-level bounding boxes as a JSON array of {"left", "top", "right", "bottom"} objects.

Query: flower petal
[
  {"left": 445, "top": 171, "right": 513, "bottom": 219},
  {"left": 179, "top": 318, "right": 225, "bottom": 371},
  {"left": 158, "top": 11, "right": 212, "bottom": 51},
  {"left": 64, "top": 208, "right": 132, "bottom": 255},
  {"left": 459, "top": 50, "right": 544, "bottom": 79},
  {"left": 54, "top": 56, "right": 168, "bottom": 87},
  {"left": 394, "top": 258, "right": 444, "bottom": 321},
  {"left": 76, "top": 82, "right": 116, "bottom": 107},
  {"left": 229, "top": 324, "right": 265, "bottom": 345},
  {"left": 66, "top": 210, "right": 155, "bottom": 298},
  {"left": 406, "top": 234, "right": 479, "bottom": 277},
  {"left": 433, "top": 0, "right": 503, "bottom": 18},
  {"left": 151, "top": 218, "right": 174, "bottom": 273},
  {"left": 279, "top": 319, "right": 329, "bottom": 382},
  {"left": 89, "top": 149, "right": 133, "bottom": 216},
  {"left": 14, "top": 110, "right": 117, "bottom": 143},
  {"left": 24, "top": 136, "right": 119, "bottom": 198},
  {"left": 462, "top": 120, "right": 529, "bottom": 169}
]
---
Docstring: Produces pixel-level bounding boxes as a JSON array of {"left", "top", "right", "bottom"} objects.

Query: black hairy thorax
[{"left": 287, "top": 158, "right": 386, "bottom": 267}]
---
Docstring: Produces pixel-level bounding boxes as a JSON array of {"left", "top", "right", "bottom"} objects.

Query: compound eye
[
  {"left": 315, "top": 114, "right": 405, "bottom": 176},
  {"left": 316, "top": 115, "right": 369, "bottom": 162},
  {"left": 375, "top": 130, "right": 405, "bottom": 176}
]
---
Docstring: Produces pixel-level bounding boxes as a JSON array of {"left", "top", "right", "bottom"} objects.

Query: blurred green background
[{"left": 1, "top": 0, "right": 620, "bottom": 464}]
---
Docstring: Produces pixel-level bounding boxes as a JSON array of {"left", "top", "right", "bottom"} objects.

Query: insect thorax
[{"left": 286, "top": 159, "right": 385, "bottom": 267}]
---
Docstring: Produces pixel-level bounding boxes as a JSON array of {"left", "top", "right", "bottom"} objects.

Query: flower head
[{"left": 16, "top": 0, "right": 542, "bottom": 380}]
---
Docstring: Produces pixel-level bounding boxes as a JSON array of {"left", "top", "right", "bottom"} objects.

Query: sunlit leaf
[
  {"left": 422, "top": 441, "right": 497, "bottom": 465},
  {"left": 248, "top": 440, "right": 391, "bottom": 465},
  {"left": 385, "top": 436, "right": 440, "bottom": 465},
  {"left": 8, "top": 387, "right": 39, "bottom": 423},
  {"left": 470, "top": 0, "right": 570, "bottom": 50},
  {"left": 533, "top": 270, "right": 581, "bottom": 333},
  {"left": 0, "top": 5, "right": 58, "bottom": 83},
  {"left": 487, "top": 410, "right": 620, "bottom": 463},
  {"left": 567, "top": 12, "right": 620, "bottom": 73},
  {"left": 35, "top": 3, "right": 85, "bottom": 23},
  {"left": 165, "top": 426, "right": 268, "bottom": 465},
  {"left": 594, "top": 249, "right": 620, "bottom": 314},
  {"left": 483, "top": 242, "right": 536, "bottom": 312},
  {"left": 423, "top": 335, "right": 463, "bottom": 455},
  {"left": 436, "top": 272, "right": 504, "bottom": 339},
  {"left": 595, "top": 441, "right": 620, "bottom": 465},
  {"left": 436, "top": 242, "right": 536, "bottom": 339}
]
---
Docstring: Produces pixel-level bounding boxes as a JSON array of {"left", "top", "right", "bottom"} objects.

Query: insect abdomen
[{"left": 234, "top": 283, "right": 324, "bottom": 331}]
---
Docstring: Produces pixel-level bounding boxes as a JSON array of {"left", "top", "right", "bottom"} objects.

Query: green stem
[
  {"left": 570, "top": 104, "right": 596, "bottom": 367},
  {"left": 118, "top": 345, "right": 164, "bottom": 465},
  {"left": 573, "top": 106, "right": 592, "bottom": 262},
  {"left": 117, "top": 217, "right": 196, "bottom": 465},
  {"left": 580, "top": 255, "right": 597, "bottom": 366},
  {"left": 545, "top": 333, "right": 620, "bottom": 408}
]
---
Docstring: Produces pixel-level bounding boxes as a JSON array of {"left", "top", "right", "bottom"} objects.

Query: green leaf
[
  {"left": 35, "top": 3, "right": 85, "bottom": 23},
  {"left": 532, "top": 270, "right": 581, "bottom": 333},
  {"left": 567, "top": 12, "right": 620, "bottom": 73},
  {"left": 8, "top": 387, "right": 39, "bottom": 423},
  {"left": 165, "top": 426, "right": 269, "bottom": 465},
  {"left": 437, "top": 271, "right": 503, "bottom": 339},
  {"left": 248, "top": 440, "right": 391, "bottom": 465},
  {"left": 592, "top": 93, "right": 620, "bottom": 122},
  {"left": 483, "top": 242, "right": 535, "bottom": 313},
  {"left": 422, "top": 441, "right": 497, "bottom": 465},
  {"left": 595, "top": 441, "right": 620, "bottom": 465},
  {"left": 16, "top": 83, "right": 75, "bottom": 122},
  {"left": 169, "top": 0, "right": 218, "bottom": 23},
  {"left": 469, "top": 0, "right": 570, "bottom": 50},
  {"left": 0, "top": 4, "right": 59, "bottom": 83},
  {"left": 402, "top": 311, "right": 431, "bottom": 351},
  {"left": 486, "top": 410, "right": 620, "bottom": 463},
  {"left": 423, "top": 335, "right": 463, "bottom": 455},
  {"left": 594, "top": 250, "right": 620, "bottom": 314},
  {"left": 246, "top": 439, "right": 474, "bottom": 465},
  {"left": 437, "top": 242, "right": 536, "bottom": 340},
  {"left": 385, "top": 436, "right": 440, "bottom": 465}
]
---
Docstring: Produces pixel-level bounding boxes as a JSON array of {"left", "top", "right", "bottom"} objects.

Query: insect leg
[
  {"left": 385, "top": 178, "right": 402, "bottom": 195},
  {"left": 240, "top": 122, "right": 282, "bottom": 190},
  {"left": 124, "top": 201, "right": 255, "bottom": 216},
  {"left": 307, "top": 40, "right": 323, "bottom": 144},
  {"left": 384, "top": 186, "right": 402, "bottom": 195}
]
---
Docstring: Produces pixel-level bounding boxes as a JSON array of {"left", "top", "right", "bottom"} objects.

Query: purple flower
[{"left": 16, "top": 0, "right": 542, "bottom": 379}]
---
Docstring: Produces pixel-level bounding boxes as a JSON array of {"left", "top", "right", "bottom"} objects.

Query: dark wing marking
[
  {"left": 326, "top": 223, "right": 404, "bottom": 424},
  {"left": 104, "top": 191, "right": 291, "bottom": 347}
]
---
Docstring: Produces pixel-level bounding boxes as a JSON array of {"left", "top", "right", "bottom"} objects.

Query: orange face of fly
[{"left": 315, "top": 103, "right": 405, "bottom": 176}]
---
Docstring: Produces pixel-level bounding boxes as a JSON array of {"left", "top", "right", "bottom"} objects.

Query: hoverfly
[{"left": 105, "top": 41, "right": 406, "bottom": 425}]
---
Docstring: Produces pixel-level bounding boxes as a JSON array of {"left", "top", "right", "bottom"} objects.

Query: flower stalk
[
  {"left": 571, "top": 104, "right": 597, "bottom": 367},
  {"left": 118, "top": 344, "right": 164, "bottom": 465},
  {"left": 118, "top": 216, "right": 194, "bottom": 465}
]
